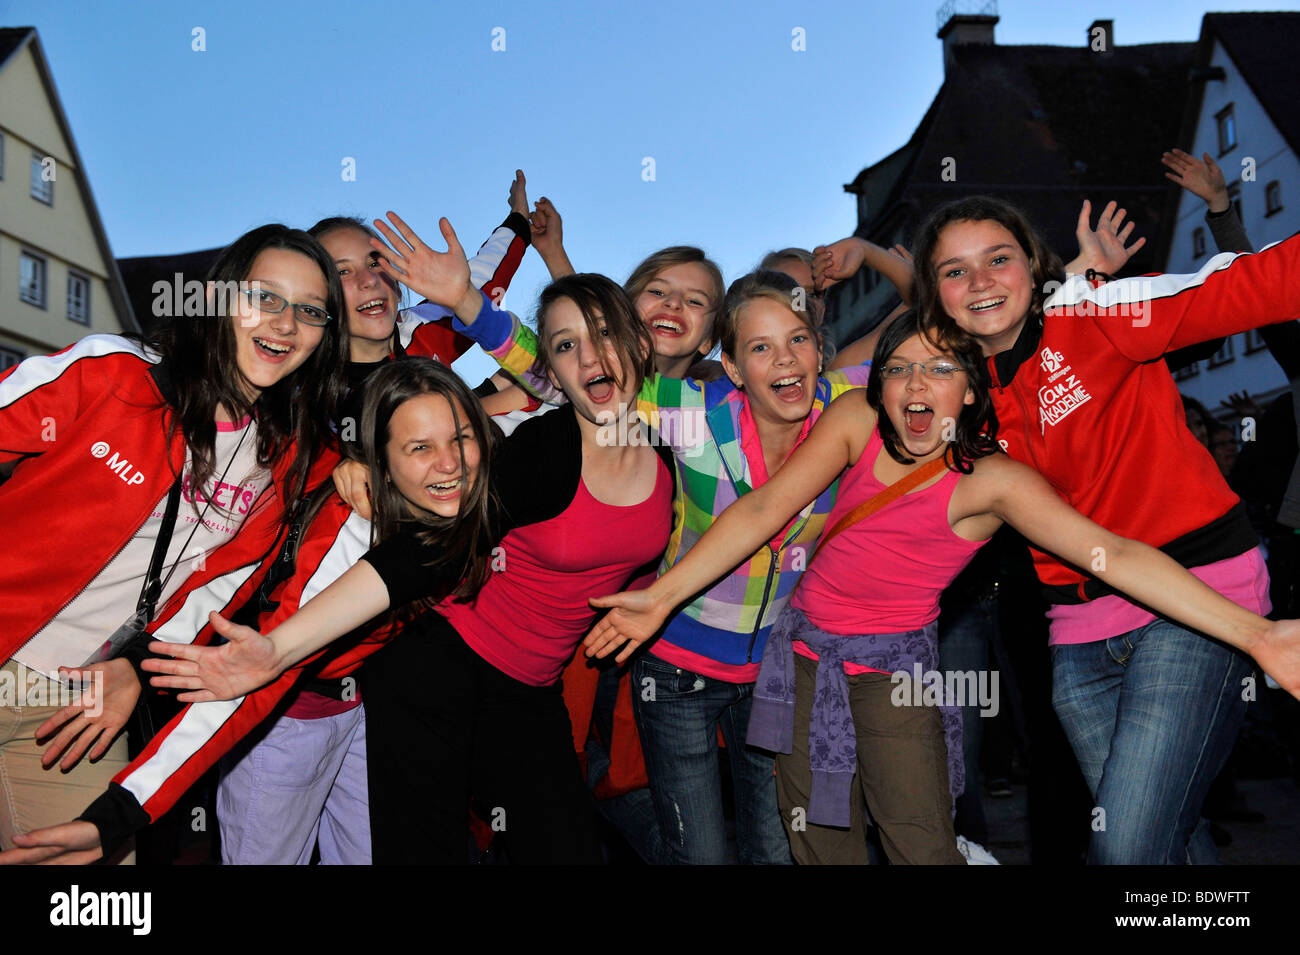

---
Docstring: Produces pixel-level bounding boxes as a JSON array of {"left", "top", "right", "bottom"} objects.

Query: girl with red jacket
[
  {"left": 0, "top": 224, "right": 348, "bottom": 862},
  {"left": 584, "top": 312, "right": 1300, "bottom": 864},
  {"left": 202, "top": 188, "right": 530, "bottom": 865},
  {"left": 899, "top": 196, "right": 1300, "bottom": 863},
  {"left": 134, "top": 221, "right": 675, "bottom": 864}
]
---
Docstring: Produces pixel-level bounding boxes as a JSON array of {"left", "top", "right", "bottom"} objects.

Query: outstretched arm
[
  {"left": 965, "top": 455, "right": 1300, "bottom": 699},
  {"left": 584, "top": 390, "right": 870, "bottom": 663},
  {"left": 145, "top": 560, "right": 390, "bottom": 702}
]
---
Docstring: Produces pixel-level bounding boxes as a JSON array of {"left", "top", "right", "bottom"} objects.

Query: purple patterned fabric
[{"left": 747, "top": 604, "right": 963, "bottom": 828}]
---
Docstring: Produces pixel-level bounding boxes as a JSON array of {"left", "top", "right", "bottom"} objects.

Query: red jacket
[
  {"left": 0, "top": 335, "right": 336, "bottom": 664},
  {"left": 987, "top": 235, "right": 1300, "bottom": 603},
  {"left": 93, "top": 495, "right": 388, "bottom": 838}
]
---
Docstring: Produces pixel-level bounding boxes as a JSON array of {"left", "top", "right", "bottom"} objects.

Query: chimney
[
  {"left": 937, "top": 1, "right": 1000, "bottom": 75},
  {"left": 1088, "top": 19, "right": 1114, "bottom": 54}
]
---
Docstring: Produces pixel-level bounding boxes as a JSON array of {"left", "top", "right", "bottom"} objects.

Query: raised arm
[
  {"left": 813, "top": 237, "right": 914, "bottom": 304},
  {"left": 965, "top": 455, "right": 1300, "bottom": 698},
  {"left": 530, "top": 196, "right": 575, "bottom": 279},
  {"left": 584, "top": 390, "right": 871, "bottom": 663},
  {"left": 1063, "top": 199, "right": 1146, "bottom": 277}
]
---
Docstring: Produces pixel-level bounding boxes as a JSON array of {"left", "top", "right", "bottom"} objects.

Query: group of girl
[{"left": 2, "top": 167, "right": 1299, "bottom": 865}]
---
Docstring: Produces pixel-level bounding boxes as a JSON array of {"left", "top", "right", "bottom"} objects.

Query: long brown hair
[
  {"left": 147, "top": 224, "right": 348, "bottom": 518},
  {"left": 359, "top": 358, "right": 498, "bottom": 604},
  {"left": 308, "top": 216, "right": 406, "bottom": 355},
  {"left": 912, "top": 196, "right": 1065, "bottom": 347}
]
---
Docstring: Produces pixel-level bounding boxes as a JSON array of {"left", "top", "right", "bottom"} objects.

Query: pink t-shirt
[
  {"left": 440, "top": 461, "right": 673, "bottom": 687},
  {"left": 791, "top": 429, "right": 985, "bottom": 674}
]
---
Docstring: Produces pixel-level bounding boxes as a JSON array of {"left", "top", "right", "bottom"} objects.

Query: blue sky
[{"left": 6, "top": 0, "right": 1296, "bottom": 382}]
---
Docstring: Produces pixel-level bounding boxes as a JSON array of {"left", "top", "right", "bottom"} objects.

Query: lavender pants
[{"left": 216, "top": 703, "right": 371, "bottom": 865}]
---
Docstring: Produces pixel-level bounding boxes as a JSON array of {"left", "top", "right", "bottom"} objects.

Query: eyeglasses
[
  {"left": 880, "top": 360, "right": 965, "bottom": 380},
  {"left": 242, "top": 288, "right": 333, "bottom": 327}
]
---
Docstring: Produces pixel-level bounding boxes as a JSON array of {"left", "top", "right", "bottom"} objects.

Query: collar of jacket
[
  {"left": 988, "top": 317, "right": 1045, "bottom": 389},
  {"left": 700, "top": 374, "right": 818, "bottom": 549},
  {"left": 147, "top": 358, "right": 179, "bottom": 406}
]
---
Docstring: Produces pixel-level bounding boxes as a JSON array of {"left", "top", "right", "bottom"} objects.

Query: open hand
[
  {"left": 36, "top": 659, "right": 139, "bottom": 771},
  {"left": 371, "top": 213, "right": 473, "bottom": 312},
  {"left": 1162, "top": 148, "right": 1229, "bottom": 213},
  {"left": 143, "top": 612, "right": 281, "bottom": 703},
  {"left": 1069, "top": 199, "right": 1146, "bottom": 277},
  {"left": 585, "top": 589, "right": 671, "bottom": 665}
]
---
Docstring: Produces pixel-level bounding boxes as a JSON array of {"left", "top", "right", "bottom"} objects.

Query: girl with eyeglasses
[
  {"left": 585, "top": 312, "right": 1300, "bottom": 864},
  {"left": 187, "top": 183, "right": 531, "bottom": 864},
  {"left": 449, "top": 260, "right": 876, "bottom": 864},
  {"left": 0, "top": 224, "right": 348, "bottom": 863},
  {"left": 102, "top": 221, "right": 676, "bottom": 865}
]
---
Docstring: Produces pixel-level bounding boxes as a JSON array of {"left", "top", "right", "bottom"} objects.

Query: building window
[
  {"left": 1208, "top": 335, "right": 1235, "bottom": 368},
  {"left": 67, "top": 272, "right": 90, "bottom": 325},
  {"left": 0, "top": 346, "right": 23, "bottom": 371},
  {"left": 30, "top": 152, "right": 53, "bottom": 205},
  {"left": 1174, "top": 361, "right": 1200, "bottom": 381},
  {"left": 19, "top": 252, "right": 47, "bottom": 308},
  {"left": 1216, "top": 104, "right": 1237, "bottom": 155},
  {"left": 1192, "top": 227, "right": 1206, "bottom": 258},
  {"left": 1245, "top": 328, "right": 1267, "bottom": 354},
  {"left": 1266, "top": 180, "right": 1283, "bottom": 216}
]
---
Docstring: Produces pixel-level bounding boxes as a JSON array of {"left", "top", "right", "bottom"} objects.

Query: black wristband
[{"left": 77, "top": 783, "right": 151, "bottom": 862}]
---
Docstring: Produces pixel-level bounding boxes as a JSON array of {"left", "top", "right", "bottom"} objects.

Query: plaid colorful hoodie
[{"left": 442, "top": 292, "right": 870, "bottom": 679}]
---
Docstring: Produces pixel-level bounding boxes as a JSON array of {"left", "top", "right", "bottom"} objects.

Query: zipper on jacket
[{"left": 746, "top": 543, "right": 778, "bottom": 663}]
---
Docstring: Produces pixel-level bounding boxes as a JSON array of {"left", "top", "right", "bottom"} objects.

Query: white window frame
[
  {"left": 30, "top": 151, "right": 53, "bottom": 205},
  {"left": 67, "top": 271, "right": 90, "bottom": 325},
  {"left": 19, "top": 251, "right": 47, "bottom": 308},
  {"left": 0, "top": 346, "right": 23, "bottom": 371}
]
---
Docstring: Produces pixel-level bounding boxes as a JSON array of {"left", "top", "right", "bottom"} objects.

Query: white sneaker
[{"left": 956, "top": 835, "right": 1000, "bottom": 865}]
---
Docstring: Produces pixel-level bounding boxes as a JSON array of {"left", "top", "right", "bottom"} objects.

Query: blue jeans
[
  {"left": 631, "top": 654, "right": 792, "bottom": 865},
  {"left": 1051, "top": 619, "right": 1253, "bottom": 864}
]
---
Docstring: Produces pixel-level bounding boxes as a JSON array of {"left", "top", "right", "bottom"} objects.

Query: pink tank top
[
  {"left": 440, "top": 459, "right": 673, "bottom": 687},
  {"left": 791, "top": 428, "right": 985, "bottom": 637}
]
